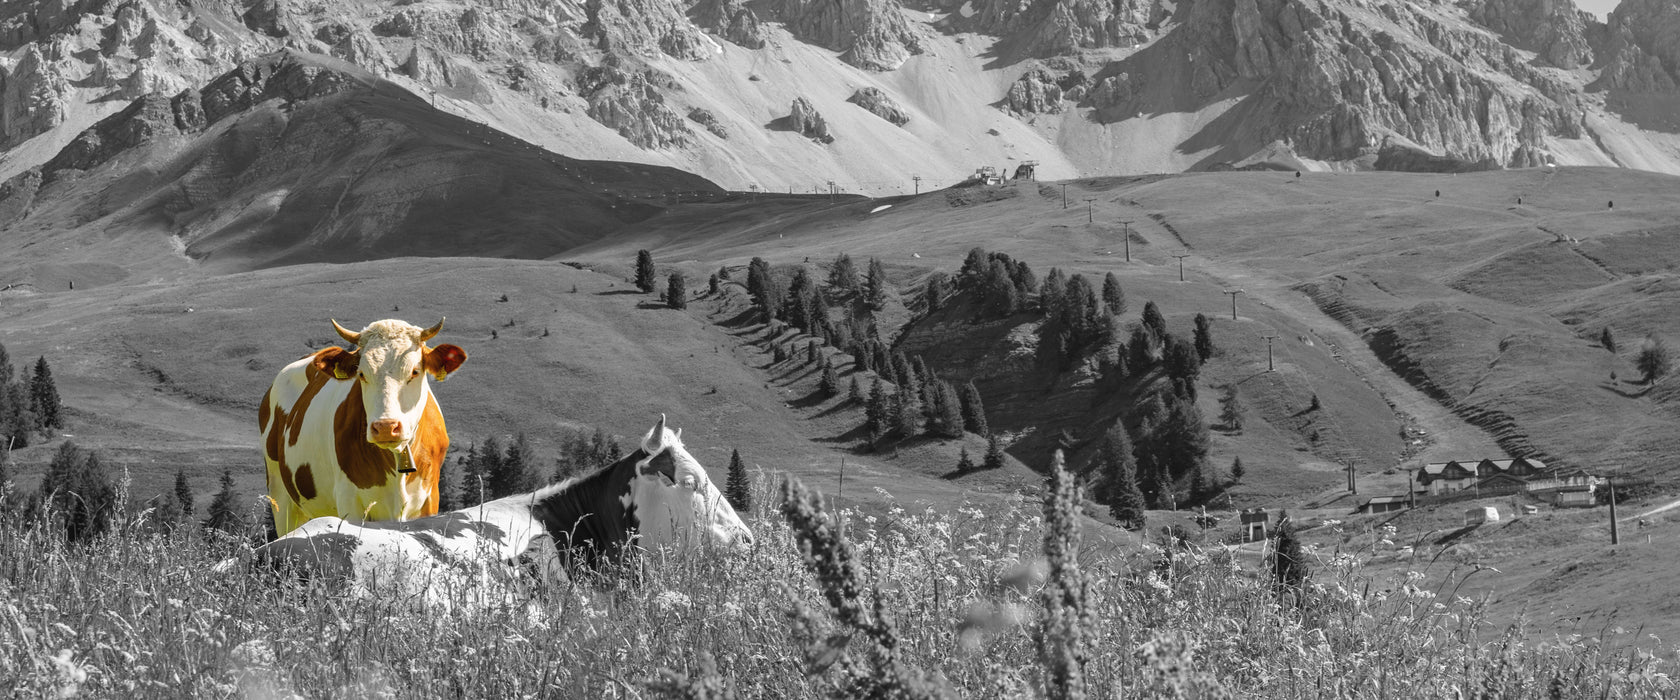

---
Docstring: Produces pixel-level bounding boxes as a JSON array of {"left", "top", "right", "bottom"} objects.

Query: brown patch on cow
[
  {"left": 288, "top": 355, "right": 336, "bottom": 447},
  {"left": 406, "top": 393, "right": 448, "bottom": 516},
  {"left": 311, "top": 346, "right": 360, "bottom": 381},
  {"left": 423, "top": 343, "right": 468, "bottom": 381},
  {"left": 334, "top": 381, "right": 396, "bottom": 490},
  {"left": 295, "top": 463, "right": 316, "bottom": 501},
  {"left": 258, "top": 386, "right": 272, "bottom": 433}
]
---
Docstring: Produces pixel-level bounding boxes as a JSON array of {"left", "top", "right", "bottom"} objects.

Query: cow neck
[{"left": 527, "top": 448, "right": 646, "bottom": 564}]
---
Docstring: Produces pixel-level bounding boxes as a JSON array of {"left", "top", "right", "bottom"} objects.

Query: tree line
[{"left": 0, "top": 343, "right": 63, "bottom": 450}]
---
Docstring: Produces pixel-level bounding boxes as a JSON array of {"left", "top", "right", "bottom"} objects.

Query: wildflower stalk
[{"left": 1035, "top": 450, "right": 1091, "bottom": 700}]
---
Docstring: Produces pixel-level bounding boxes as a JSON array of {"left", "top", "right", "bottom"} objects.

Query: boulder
[{"left": 848, "top": 87, "right": 909, "bottom": 126}]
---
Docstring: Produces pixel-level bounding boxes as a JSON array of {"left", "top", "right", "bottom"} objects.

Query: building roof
[
  {"left": 1363, "top": 495, "right": 1409, "bottom": 505},
  {"left": 1419, "top": 457, "right": 1558, "bottom": 479}
]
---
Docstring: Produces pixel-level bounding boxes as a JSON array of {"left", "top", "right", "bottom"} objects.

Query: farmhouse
[
  {"left": 1357, "top": 495, "right": 1409, "bottom": 514},
  {"left": 1416, "top": 457, "right": 1550, "bottom": 495},
  {"left": 1413, "top": 458, "right": 1601, "bottom": 506}
]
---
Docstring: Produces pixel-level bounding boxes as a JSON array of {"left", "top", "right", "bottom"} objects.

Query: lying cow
[
  {"left": 234, "top": 416, "right": 752, "bottom": 608},
  {"left": 260, "top": 318, "right": 467, "bottom": 536}
]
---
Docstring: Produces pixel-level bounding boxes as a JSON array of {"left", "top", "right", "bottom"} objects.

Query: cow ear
[
  {"left": 313, "top": 347, "right": 359, "bottom": 381},
  {"left": 424, "top": 344, "right": 467, "bottom": 381}
]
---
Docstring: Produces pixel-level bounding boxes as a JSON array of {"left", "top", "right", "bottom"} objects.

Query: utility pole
[
  {"left": 1608, "top": 478, "right": 1619, "bottom": 545},
  {"left": 1171, "top": 253, "right": 1191, "bottom": 282},
  {"left": 912, "top": 174, "right": 922, "bottom": 195},
  {"left": 1262, "top": 334, "right": 1278, "bottom": 371},
  {"left": 1121, "top": 220, "right": 1133, "bottom": 261},
  {"left": 1223, "top": 289, "right": 1244, "bottom": 320},
  {"left": 1060, "top": 183, "right": 1069, "bottom": 209},
  {"left": 827, "top": 180, "right": 836, "bottom": 202},
  {"left": 1346, "top": 460, "right": 1358, "bottom": 494},
  {"left": 1084, "top": 197, "right": 1096, "bottom": 222}
]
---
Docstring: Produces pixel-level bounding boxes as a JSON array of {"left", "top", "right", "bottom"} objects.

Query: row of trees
[
  {"left": 439, "top": 428, "right": 628, "bottom": 511},
  {"left": 0, "top": 343, "right": 63, "bottom": 449},
  {"left": 1, "top": 442, "right": 250, "bottom": 543}
]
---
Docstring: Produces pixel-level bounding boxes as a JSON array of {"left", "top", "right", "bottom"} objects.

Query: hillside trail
[{"left": 1107, "top": 201, "right": 1509, "bottom": 473}]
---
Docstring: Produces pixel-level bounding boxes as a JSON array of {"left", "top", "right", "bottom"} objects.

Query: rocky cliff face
[
  {"left": 585, "top": 67, "right": 693, "bottom": 149},
  {"left": 1592, "top": 0, "right": 1680, "bottom": 92},
  {"left": 958, "top": 0, "right": 1166, "bottom": 57},
  {"left": 1466, "top": 0, "right": 1594, "bottom": 69},
  {"left": 1150, "top": 0, "right": 1584, "bottom": 167},
  {"left": 776, "top": 0, "right": 922, "bottom": 70},
  {"left": 848, "top": 87, "right": 909, "bottom": 126},
  {"left": 693, "top": 0, "right": 766, "bottom": 49}
]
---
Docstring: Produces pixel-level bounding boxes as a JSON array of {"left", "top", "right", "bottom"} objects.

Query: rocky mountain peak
[
  {"left": 959, "top": 0, "right": 1167, "bottom": 57},
  {"left": 1592, "top": 0, "right": 1680, "bottom": 92},
  {"left": 1465, "top": 0, "right": 1594, "bottom": 69},
  {"left": 776, "top": 0, "right": 923, "bottom": 70}
]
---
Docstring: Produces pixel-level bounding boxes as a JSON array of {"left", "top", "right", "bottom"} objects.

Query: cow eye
[{"left": 410, "top": 368, "right": 421, "bottom": 379}]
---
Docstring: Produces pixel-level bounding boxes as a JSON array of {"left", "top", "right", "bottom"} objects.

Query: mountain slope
[
  {"left": 5, "top": 0, "right": 1680, "bottom": 194},
  {"left": 0, "top": 51, "right": 721, "bottom": 287}
]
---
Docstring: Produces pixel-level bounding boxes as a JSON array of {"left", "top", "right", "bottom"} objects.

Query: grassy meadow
[{"left": 2, "top": 466, "right": 1674, "bottom": 699}]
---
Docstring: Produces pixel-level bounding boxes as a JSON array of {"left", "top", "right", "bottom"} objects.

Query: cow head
[
  {"left": 322, "top": 318, "right": 467, "bottom": 451},
  {"left": 629, "top": 415, "right": 753, "bottom": 550}
]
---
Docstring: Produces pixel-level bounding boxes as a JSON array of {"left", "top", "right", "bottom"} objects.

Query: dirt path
[{"left": 1114, "top": 203, "right": 1510, "bottom": 472}]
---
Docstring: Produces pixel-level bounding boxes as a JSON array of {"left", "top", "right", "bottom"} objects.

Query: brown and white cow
[{"left": 260, "top": 318, "right": 467, "bottom": 536}]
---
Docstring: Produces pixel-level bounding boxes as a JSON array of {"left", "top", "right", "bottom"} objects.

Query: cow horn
[
  {"left": 418, "top": 317, "right": 445, "bottom": 342},
  {"left": 331, "top": 319, "right": 361, "bottom": 345}
]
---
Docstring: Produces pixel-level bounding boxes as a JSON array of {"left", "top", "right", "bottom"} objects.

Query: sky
[{"left": 1575, "top": 0, "right": 1620, "bottom": 20}]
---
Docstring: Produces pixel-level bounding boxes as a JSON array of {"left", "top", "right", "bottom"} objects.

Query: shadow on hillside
[
  {"left": 813, "top": 424, "right": 869, "bottom": 445},
  {"left": 716, "top": 308, "right": 759, "bottom": 328},
  {"left": 1601, "top": 382, "right": 1654, "bottom": 398},
  {"left": 788, "top": 388, "right": 830, "bottom": 409},
  {"left": 812, "top": 399, "right": 857, "bottom": 419},
  {"left": 595, "top": 289, "right": 643, "bottom": 296},
  {"left": 772, "top": 364, "right": 819, "bottom": 384},
  {"left": 1434, "top": 525, "right": 1478, "bottom": 547}
]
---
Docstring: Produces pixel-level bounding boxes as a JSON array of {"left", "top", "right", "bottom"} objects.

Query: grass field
[{"left": 3, "top": 467, "right": 1675, "bottom": 698}]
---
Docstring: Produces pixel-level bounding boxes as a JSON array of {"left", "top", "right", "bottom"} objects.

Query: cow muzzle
[{"left": 369, "top": 419, "right": 405, "bottom": 448}]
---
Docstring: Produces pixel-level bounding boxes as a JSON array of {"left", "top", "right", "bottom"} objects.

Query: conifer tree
[
  {"left": 635, "top": 249, "right": 657, "bottom": 293},
  {"left": 956, "top": 446, "right": 975, "bottom": 474},
  {"left": 1601, "top": 326, "right": 1617, "bottom": 353},
  {"left": 848, "top": 375, "right": 864, "bottom": 403},
  {"left": 1094, "top": 426, "right": 1145, "bottom": 530},
  {"left": 1230, "top": 456, "right": 1245, "bottom": 483},
  {"left": 928, "top": 380, "right": 965, "bottom": 438},
  {"left": 1164, "top": 334, "right": 1201, "bottom": 385},
  {"left": 725, "top": 449, "right": 750, "bottom": 512},
  {"left": 807, "top": 340, "right": 819, "bottom": 365},
  {"left": 174, "top": 467, "right": 195, "bottom": 518},
  {"left": 0, "top": 443, "right": 11, "bottom": 494},
  {"left": 829, "top": 253, "right": 860, "bottom": 294},
  {"left": 708, "top": 273, "right": 720, "bottom": 296},
  {"left": 959, "top": 380, "right": 989, "bottom": 436},
  {"left": 1102, "top": 272, "right": 1126, "bottom": 316},
  {"left": 491, "top": 433, "right": 537, "bottom": 497},
  {"left": 666, "top": 272, "right": 687, "bottom": 309},
  {"left": 1638, "top": 335, "right": 1672, "bottom": 384},
  {"left": 1193, "top": 313, "right": 1214, "bottom": 363},
  {"left": 1128, "top": 325, "right": 1156, "bottom": 369},
  {"left": 1219, "top": 384, "right": 1244, "bottom": 431},
  {"left": 819, "top": 358, "right": 840, "bottom": 398},
  {"left": 460, "top": 442, "right": 488, "bottom": 505},
  {"left": 983, "top": 433, "right": 1006, "bottom": 470},
  {"left": 985, "top": 259, "right": 1018, "bottom": 317},
  {"left": 958, "top": 247, "right": 989, "bottom": 286},
  {"left": 1110, "top": 342, "right": 1130, "bottom": 381},
  {"left": 1040, "top": 268, "right": 1066, "bottom": 316},
  {"left": 203, "top": 468, "right": 244, "bottom": 537},
  {"left": 895, "top": 390, "right": 922, "bottom": 439},
  {"left": 1013, "top": 260, "right": 1037, "bottom": 297},
  {"left": 438, "top": 453, "right": 465, "bottom": 511},
  {"left": 865, "top": 257, "right": 889, "bottom": 310},
  {"left": 866, "top": 378, "right": 889, "bottom": 435},
  {"left": 0, "top": 342, "right": 10, "bottom": 385},
  {"left": 1141, "top": 301, "right": 1167, "bottom": 339},
  {"left": 923, "top": 272, "right": 950, "bottom": 313},
  {"left": 29, "top": 356, "right": 61, "bottom": 431}
]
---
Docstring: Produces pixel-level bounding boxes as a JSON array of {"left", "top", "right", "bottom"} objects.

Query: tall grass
[{"left": 1, "top": 473, "right": 1675, "bottom": 699}]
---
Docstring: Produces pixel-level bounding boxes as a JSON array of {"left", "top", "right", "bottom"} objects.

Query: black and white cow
[{"left": 229, "top": 416, "right": 752, "bottom": 608}]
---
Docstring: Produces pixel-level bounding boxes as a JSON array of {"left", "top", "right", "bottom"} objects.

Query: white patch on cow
[
  {"left": 959, "top": 1, "right": 975, "bottom": 16},
  {"left": 629, "top": 420, "right": 753, "bottom": 551},
  {"left": 352, "top": 320, "right": 433, "bottom": 450}
]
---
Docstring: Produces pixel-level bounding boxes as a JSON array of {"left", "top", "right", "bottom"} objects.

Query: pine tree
[
  {"left": 848, "top": 375, "right": 864, "bottom": 403},
  {"left": 983, "top": 433, "right": 1006, "bottom": 470},
  {"left": 1110, "top": 342, "right": 1130, "bottom": 381},
  {"left": 438, "top": 452, "right": 465, "bottom": 511},
  {"left": 708, "top": 273, "right": 720, "bottom": 296},
  {"left": 930, "top": 380, "right": 965, "bottom": 438},
  {"left": 1193, "top": 313, "right": 1214, "bottom": 363},
  {"left": 956, "top": 446, "right": 975, "bottom": 473},
  {"left": 865, "top": 379, "right": 889, "bottom": 435},
  {"left": 460, "top": 442, "right": 488, "bottom": 506},
  {"left": 959, "top": 380, "right": 989, "bottom": 436},
  {"left": 29, "top": 356, "right": 62, "bottom": 431},
  {"left": 1164, "top": 334, "right": 1200, "bottom": 385},
  {"left": 1602, "top": 327, "right": 1617, "bottom": 353},
  {"left": 666, "top": 272, "right": 687, "bottom": 309},
  {"left": 1040, "top": 268, "right": 1066, "bottom": 317},
  {"left": 1230, "top": 456, "right": 1245, "bottom": 483},
  {"left": 490, "top": 433, "right": 536, "bottom": 497},
  {"left": 0, "top": 342, "right": 11, "bottom": 386},
  {"left": 807, "top": 340, "right": 819, "bottom": 365},
  {"left": 895, "top": 390, "right": 922, "bottom": 439},
  {"left": 923, "top": 272, "right": 951, "bottom": 313},
  {"left": 173, "top": 467, "right": 195, "bottom": 518},
  {"left": 1102, "top": 272, "right": 1126, "bottom": 316},
  {"left": 0, "top": 442, "right": 11, "bottom": 494},
  {"left": 1271, "top": 512, "right": 1310, "bottom": 591},
  {"left": 635, "top": 249, "right": 657, "bottom": 293},
  {"left": 203, "top": 468, "right": 245, "bottom": 537},
  {"left": 984, "top": 259, "right": 1018, "bottom": 317},
  {"left": 828, "top": 253, "right": 860, "bottom": 295},
  {"left": 958, "top": 247, "right": 989, "bottom": 286},
  {"left": 725, "top": 449, "right": 750, "bottom": 512},
  {"left": 1157, "top": 397, "right": 1211, "bottom": 485},
  {"left": 865, "top": 257, "right": 889, "bottom": 310},
  {"left": 747, "top": 257, "right": 782, "bottom": 322},
  {"left": 819, "top": 358, "right": 840, "bottom": 398},
  {"left": 1141, "top": 300, "right": 1167, "bottom": 339},
  {"left": 1094, "top": 426, "right": 1145, "bottom": 530},
  {"left": 1219, "top": 384, "right": 1244, "bottom": 431},
  {"left": 1128, "top": 325, "right": 1156, "bottom": 369}
]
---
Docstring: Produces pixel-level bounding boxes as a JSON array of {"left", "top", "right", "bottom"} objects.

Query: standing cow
[{"left": 260, "top": 318, "right": 468, "bottom": 536}]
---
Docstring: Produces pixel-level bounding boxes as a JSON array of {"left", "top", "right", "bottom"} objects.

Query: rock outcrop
[
  {"left": 688, "top": 107, "right": 729, "bottom": 138},
  {"left": 1139, "top": 0, "right": 1586, "bottom": 167},
  {"left": 848, "top": 87, "right": 909, "bottom": 126},
  {"left": 694, "top": 0, "right": 767, "bottom": 48},
  {"left": 1591, "top": 0, "right": 1680, "bottom": 92},
  {"left": 959, "top": 0, "right": 1165, "bottom": 57},
  {"left": 0, "top": 46, "right": 70, "bottom": 149},
  {"left": 586, "top": 0, "right": 713, "bottom": 61},
  {"left": 586, "top": 70, "right": 693, "bottom": 149},
  {"left": 1003, "top": 67, "right": 1065, "bottom": 115},
  {"left": 777, "top": 0, "right": 922, "bottom": 70},
  {"left": 1466, "top": 0, "right": 1594, "bottom": 69},
  {"left": 788, "top": 97, "right": 833, "bottom": 142}
]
